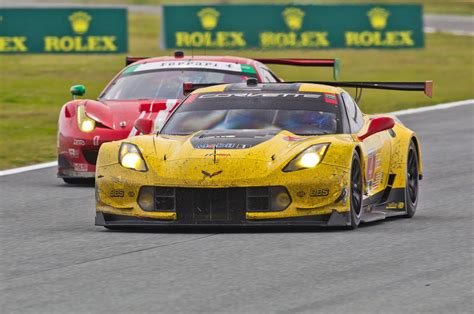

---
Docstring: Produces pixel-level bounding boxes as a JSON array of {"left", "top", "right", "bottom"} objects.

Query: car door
[{"left": 342, "top": 93, "right": 392, "bottom": 197}]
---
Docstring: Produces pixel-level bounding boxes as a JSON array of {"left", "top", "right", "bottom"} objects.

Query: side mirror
[
  {"left": 70, "top": 85, "right": 86, "bottom": 99},
  {"left": 358, "top": 117, "right": 395, "bottom": 141},
  {"left": 134, "top": 118, "right": 153, "bottom": 135}
]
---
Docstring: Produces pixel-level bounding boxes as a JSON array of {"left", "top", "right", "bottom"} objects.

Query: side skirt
[{"left": 361, "top": 187, "right": 406, "bottom": 223}]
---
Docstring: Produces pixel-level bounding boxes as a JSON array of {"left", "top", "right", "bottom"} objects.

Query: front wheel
[
  {"left": 404, "top": 141, "right": 419, "bottom": 218},
  {"left": 349, "top": 151, "right": 363, "bottom": 229}
]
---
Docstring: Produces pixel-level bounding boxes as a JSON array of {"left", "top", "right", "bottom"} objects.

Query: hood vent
[{"left": 191, "top": 129, "right": 280, "bottom": 149}]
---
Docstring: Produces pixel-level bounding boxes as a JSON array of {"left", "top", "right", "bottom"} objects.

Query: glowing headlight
[
  {"left": 283, "top": 143, "right": 329, "bottom": 172},
  {"left": 119, "top": 143, "right": 148, "bottom": 171},
  {"left": 77, "top": 104, "right": 96, "bottom": 133}
]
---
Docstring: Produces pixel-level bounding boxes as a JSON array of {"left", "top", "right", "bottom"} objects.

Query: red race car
[{"left": 57, "top": 52, "right": 340, "bottom": 183}]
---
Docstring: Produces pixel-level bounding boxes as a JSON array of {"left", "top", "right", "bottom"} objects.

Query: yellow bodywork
[{"left": 95, "top": 83, "right": 421, "bottom": 223}]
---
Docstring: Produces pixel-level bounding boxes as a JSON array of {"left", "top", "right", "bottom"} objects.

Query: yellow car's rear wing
[{"left": 182, "top": 80, "right": 433, "bottom": 100}]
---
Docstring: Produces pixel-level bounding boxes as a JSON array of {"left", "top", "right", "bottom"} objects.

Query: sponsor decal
[
  {"left": 174, "top": 8, "right": 246, "bottom": 48},
  {"left": 324, "top": 93, "right": 338, "bottom": 105},
  {"left": 73, "top": 163, "right": 88, "bottom": 172},
  {"left": 282, "top": 136, "right": 306, "bottom": 142},
  {"left": 109, "top": 189, "right": 124, "bottom": 198},
  {"left": 199, "top": 93, "right": 322, "bottom": 99},
  {"left": 198, "top": 8, "right": 220, "bottom": 30},
  {"left": 0, "top": 36, "right": 27, "bottom": 52},
  {"left": 68, "top": 148, "right": 79, "bottom": 158},
  {"left": 93, "top": 135, "right": 100, "bottom": 146},
  {"left": 195, "top": 143, "right": 251, "bottom": 149},
  {"left": 73, "top": 139, "right": 85, "bottom": 146},
  {"left": 45, "top": 12, "right": 118, "bottom": 52},
  {"left": 163, "top": 5, "right": 423, "bottom": 50},
  {"left": 204, "top": 153, "right": 231, "bottom": 157},
  {"left": 260, "top": 7, "right": 330, "bottom": 49},
  {"left": 133, "top": 61, "right": 244, "bottom": 73},
  {"left": 310, "top": 188, "right": 329, "bottom": 197},
  {"left": 297, "top": 191, "right": 306, "bottom": 198},
  {"left": 366, "top": 151, "right": 377, "bottom": 180},
  {"left": 1, "top": 8, "right": 126, "bottom": 54},
  {"left": 240, "top": 64, "right": 256, "bottom": 74},
  {"left": 201, "top": 170, "right": 223, "bottom": 178},
  {"left": 366, "top": 150, "right": 383, "bottom": 190},
  {"left": 372, "top": 171, "right": 384, "bottom": 190},
  {"left": 387, "top": 201, "right": 405, "bottom": 209},
  {"left": 345, "top": 7, "right": 415, "bottom": 47}
]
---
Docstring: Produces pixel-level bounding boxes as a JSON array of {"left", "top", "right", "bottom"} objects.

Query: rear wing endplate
[{"left": 126, "top": 56, "right": 149, "bottom": 66}]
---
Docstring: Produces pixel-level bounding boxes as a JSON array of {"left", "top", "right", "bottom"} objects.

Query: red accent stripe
[{"left": 255, "top": 58, "right": 335, "bottom": 67}]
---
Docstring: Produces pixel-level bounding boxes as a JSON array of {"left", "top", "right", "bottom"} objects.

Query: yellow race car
[{"left": 95, "top": 79, "right": 432, "bottom": 229}]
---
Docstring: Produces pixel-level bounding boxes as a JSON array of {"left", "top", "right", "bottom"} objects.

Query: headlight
[
  {"left": 283, "top": 143, "right": 329, "bottom": 172},
  {"left": 77, "top": 104, "right": 96, "bottom": 133},
  {"left": 119, "top": 143, "right": 148, "bottom": 171}
]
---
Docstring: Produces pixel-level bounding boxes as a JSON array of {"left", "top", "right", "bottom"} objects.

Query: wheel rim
[
  {"left": 407, "top": 149, "right": 419, "bottom": 205},
  {"left": 351, "top": 160, "right": 362, "bottom": 216}
]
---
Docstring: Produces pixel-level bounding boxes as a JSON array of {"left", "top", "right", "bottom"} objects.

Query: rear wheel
[
  {"left": 62, "top": 178, "right": 94, "bottom": 185},
  {"left": 404, "top": 141, "right": 419, "bottom": 217},
  {"left": 349, "top": 151, "right": 363, "bottom": 229}
]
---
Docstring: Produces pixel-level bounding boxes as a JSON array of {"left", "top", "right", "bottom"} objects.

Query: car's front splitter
[{"left": 95, "top": 210, "right": 351, "bottom": 228}]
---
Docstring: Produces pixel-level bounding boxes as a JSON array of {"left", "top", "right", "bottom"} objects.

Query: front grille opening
[
  {"left": 155, "top": 187, "right": 176, "bottom": 211},
  {"left": 83, "top": 150, "right": 99, "bottom": 165},
  {"left": 247, "top": 196, "right": 269, "bottom": 211},
  {"left": 147, "top": 186, "right": 290, "bottom": 222}
]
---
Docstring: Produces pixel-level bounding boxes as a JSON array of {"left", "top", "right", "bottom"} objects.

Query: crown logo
[
  {"left": 367, "top": 7, "right": 390, "bottom": 30},
  {"left": 197, "top": 8, "right": 220, "bottom": 30},
  {"left": 282, "top": 7, "right": 305, "bottom": 31},
  {"left": 69, "top": 11, "right": 92, "bottom": 35}
]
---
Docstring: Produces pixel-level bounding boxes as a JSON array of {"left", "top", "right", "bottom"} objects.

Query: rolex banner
[
  {"left": 162, "top": 4, "right": 423, "bottom": 49},
  {"left": 0, "top": 8, "right": 127, "bottom": 53}
]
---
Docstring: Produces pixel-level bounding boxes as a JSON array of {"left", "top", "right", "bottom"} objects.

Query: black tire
[
  {"left": 404, "top": 141, "right": 419, "bottom": 218},
  {"left": 62, "top": 177, "right": 95, "bottom": 185},
  {"left": 349, "top": 151, "right": 363, "bottom": 229}
]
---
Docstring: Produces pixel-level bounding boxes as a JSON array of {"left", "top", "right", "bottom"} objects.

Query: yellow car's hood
[{"left": 134, "top": 129, "right": 349, "bottom": 186}]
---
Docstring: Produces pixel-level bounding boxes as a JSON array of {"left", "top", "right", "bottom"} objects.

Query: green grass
[
  {"left": 72, "top": 0, "right": 474, "bottom": 16},
  {"left": 0, "top": 12, "right": 473, "bottom": 169}
]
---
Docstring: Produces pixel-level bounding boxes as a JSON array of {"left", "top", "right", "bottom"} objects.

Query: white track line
[
  {"left": 0, "top": 161, "right": 57, "bottom": 177},
  {"left": 389, "top": 99, "right": 473, "bottom": 116},
  {"left": 0, "top": 99, "right": 473, "bottom": 177}
]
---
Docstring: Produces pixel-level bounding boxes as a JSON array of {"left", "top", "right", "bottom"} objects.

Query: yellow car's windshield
[{"left": 161, "top": 91, "right": 341, "bottom": 136}]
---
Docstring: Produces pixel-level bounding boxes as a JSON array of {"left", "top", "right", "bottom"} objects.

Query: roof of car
[
  {"left": 131, "top": 55, "right": 260, "bottom": 66},
  {"left": 192, "top": 83, "right": 343, "bottom": 95}
]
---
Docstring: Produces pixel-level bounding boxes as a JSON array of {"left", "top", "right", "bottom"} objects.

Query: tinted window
[
  {"left": 342, "top": 93, "right": 364, "bottom": 132},
  {"left": 161, "top": 92, "right": 341, "bottom": 136},
  {"left": 261, "top": 68, "right": 278, "bottom": 82},
  {"left": 102, "top": 69, "right": 257, "bottom": 100}
]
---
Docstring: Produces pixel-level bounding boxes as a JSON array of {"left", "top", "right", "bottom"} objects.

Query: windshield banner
[
  {"left": 162, "top": 4, "right": 423, "bottom": 49},
  {"left": 0, "top": 8, "right": 127, "bottom": 54}
]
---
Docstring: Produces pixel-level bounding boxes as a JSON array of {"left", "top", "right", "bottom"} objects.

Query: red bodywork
[{"left": 57, "top": 56, "right": 267, "bottom": 179}]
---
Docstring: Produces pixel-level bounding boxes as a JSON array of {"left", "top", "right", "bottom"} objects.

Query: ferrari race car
[
  {"left": 95, "top": 79, "right": 432, "bottom": 229},
  {"left": 57, "top": 51, "right": 339, "bottom": 183}
]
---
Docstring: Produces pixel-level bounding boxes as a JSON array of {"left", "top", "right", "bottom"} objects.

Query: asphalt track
[{"left": 1, "top": 103, "right": 473, "bottom": 313}]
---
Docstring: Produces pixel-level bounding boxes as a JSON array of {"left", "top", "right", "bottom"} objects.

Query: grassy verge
[
  {"left": 72, "top": 0, "right": 474, "bottom": 16},
  {"left": 0, "top": 12, "right": 473, "bottom": 169}
]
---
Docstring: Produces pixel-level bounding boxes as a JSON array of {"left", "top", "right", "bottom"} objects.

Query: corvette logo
[{"left": 201, "top": 170, "right": 223, "bottom": 178}]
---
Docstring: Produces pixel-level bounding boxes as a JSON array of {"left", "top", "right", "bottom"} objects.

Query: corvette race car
[
  {"left": 57, "top": 51, "right": 339, "bottom": 183},
  {"left": 95, "top": 79, "right": 432, "bottom": 229}
]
